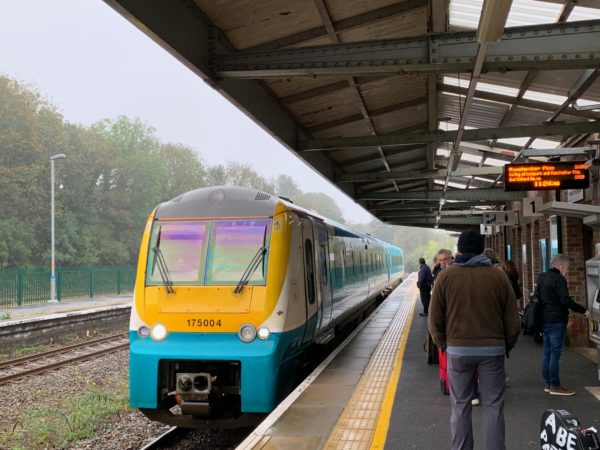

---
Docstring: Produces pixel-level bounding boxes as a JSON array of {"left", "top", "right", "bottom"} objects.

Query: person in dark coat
[
  {"left": 417, "top": 257, "right": 433, "bottom": 316},
  {"left": 501, "top": 260, "right": 522, "bottom": 307},
  {"left": 539, "top": 254, "right": 590, "bottom": 396},
  {"left": 429, "top": 228, "right": 520, "bottom": 450}
]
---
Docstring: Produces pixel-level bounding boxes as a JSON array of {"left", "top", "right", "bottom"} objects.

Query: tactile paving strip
[{"left": 323, "top": 278, "right": 418, "bottom": 450}]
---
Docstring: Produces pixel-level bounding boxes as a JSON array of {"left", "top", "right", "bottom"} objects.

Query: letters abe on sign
[
  {"left": 504, "top": 162, "right": 589, "bottom": 191},
  {"left": 482, "top": 211, "right": 518, "bottom": 226},
  {"left": 540, "top": 409, "right": 599, "bottom": 450}
]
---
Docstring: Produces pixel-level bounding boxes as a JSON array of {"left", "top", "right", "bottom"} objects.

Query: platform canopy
[{"left": 104, "top": 0, "right": 600, "bottom": 230}]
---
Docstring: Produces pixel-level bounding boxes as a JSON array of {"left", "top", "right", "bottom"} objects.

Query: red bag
[{"left": 439, "top": 349, "right": 450, "bottom": 395}]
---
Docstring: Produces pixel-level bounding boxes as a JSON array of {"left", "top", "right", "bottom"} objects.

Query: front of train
[{"left": 129, "top": 187, "right": 293, "bottom": 427}]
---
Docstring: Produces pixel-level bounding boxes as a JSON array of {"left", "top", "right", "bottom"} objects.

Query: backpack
[
  {"left": 541, "top": 409, "right": 600, "bottom": 449},
  {"left": 522, "top": 273, "right": 545, "bottom": 340}
]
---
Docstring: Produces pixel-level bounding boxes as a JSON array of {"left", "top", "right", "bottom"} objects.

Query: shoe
[
  {"left": 419, "top": 312, "right": 428, "bottom": 317},
  {"left": 471, "top": 398, "right": 480, "bottom": 406},
  {"left": 544, "top": 385, "right": 550, "bottom": 393},
  {"left": 548, "top": 386, "right": 575, "bottom": 396}
]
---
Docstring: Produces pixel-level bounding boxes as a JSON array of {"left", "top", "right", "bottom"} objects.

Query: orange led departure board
[{"left": 504, "top": 162, "right": 589, "bottom": 191}]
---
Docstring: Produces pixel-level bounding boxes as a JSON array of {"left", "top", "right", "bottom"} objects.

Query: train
[{"left": 129, "top": 186, "right": 404, "bottom": 427}]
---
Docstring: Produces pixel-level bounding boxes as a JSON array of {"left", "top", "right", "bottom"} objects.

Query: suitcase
[
  {"left": 439, "top": 348, "right": 450, "bottom": 395},
  {"left": 426, "top": 332, "right": 439, "bottom": 364}
]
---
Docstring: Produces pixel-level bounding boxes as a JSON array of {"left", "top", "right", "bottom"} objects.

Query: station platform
[
  {"left": 0, "top": 294, "right": 132, "bottom": 325},
  {"left": 1, "top": 279, "right": 598, "bottom": 449},
  {"left": 238, "top": 274, "right": 600, "bottom": 450}
]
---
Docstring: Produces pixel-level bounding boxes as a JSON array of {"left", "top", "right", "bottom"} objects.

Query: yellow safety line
[
  {"left": 322, "top": 282, "right": 418, "bottom": 449},
  {"left": 370, "top": 286, "right": 417, "bottom": 449}
]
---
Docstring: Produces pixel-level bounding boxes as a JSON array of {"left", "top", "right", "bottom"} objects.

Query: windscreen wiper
[
  {"left": 234, "top": 246, "right": 266, "bottom": 294},
  {"left": 151, "top": 227, "right": 175, "bottom": 293}
]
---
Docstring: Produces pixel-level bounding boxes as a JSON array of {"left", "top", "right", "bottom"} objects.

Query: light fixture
[
  {"left": 238, "top": 324, "right": 257, "bottom": 343},
  {"left": 150, "top": 323, "right": 168, "bottom": 341},
  {"left": 477, "top": 0, "right": 513, "bottom": 44},
  {"left": 257, "top": 327, "right": 271, "bottom": 340}
]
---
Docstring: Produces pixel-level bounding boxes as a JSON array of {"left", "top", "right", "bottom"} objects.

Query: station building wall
[{"left": 483, "top": 173, "right": 596, "bottom": 346}]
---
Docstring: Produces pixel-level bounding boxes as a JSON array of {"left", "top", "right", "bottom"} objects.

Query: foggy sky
[{"left": 0, "top": 0, "right": 374, "bottom": 223}]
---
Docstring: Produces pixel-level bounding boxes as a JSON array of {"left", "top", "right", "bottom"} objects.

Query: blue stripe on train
[{"left": 129, "top": 325, "right": 307, "bottom": 412}]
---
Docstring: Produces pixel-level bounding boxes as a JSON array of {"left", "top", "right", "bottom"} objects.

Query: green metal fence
[{"left": 0, "top": 266, "right": 136, "bottom": 308}]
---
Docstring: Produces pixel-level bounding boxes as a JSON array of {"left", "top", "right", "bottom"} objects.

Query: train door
[
  {"left": 300, "top": 217, "right": 319, "bottom": 345},
  {"left": 315, "top": 221, "right": 333, "bottom": 335}
]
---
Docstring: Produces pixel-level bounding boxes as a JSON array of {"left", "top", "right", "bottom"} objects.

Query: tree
[
  {"left": 294, "top": 192, "right": 345, "bottom": 224},
  {"left": 273, "top": 174, "right": 301, "bottom": 200}
]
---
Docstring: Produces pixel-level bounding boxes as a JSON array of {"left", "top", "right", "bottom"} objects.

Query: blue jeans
[{"left": 542, "top": 322, "right": 566, "bottom": 388}]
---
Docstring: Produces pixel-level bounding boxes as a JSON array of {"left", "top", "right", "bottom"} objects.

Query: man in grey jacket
[{"left": 429, "top": 228, "right": 521, "bottom": 450}]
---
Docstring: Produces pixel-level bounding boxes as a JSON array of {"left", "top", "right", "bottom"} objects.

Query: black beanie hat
[{"left": 457, "top": 228, "right": 485, "bottom": 254}]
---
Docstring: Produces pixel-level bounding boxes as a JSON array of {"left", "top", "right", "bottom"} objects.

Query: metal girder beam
[
  {"left": 369, "top": 200, "right": 506, "bottom": 211},
  {"left": 521, "top": 147, "right": 589, "bottom": 157},
  {"left": 301, "top": 121, "right": 600, "bottom": 151},
  {"left": 385, "top": 217, "right": 483, "bottom": 226},
  {"left": 337, "top": 165, "right": 503, "bottom": 182},
  {"left": 359, "top": 188, "right": 521, "bottom": 201},
  {"left": 245, "top": 0, "right": 428, "bottom": 52},
  {"left": 102, "top": 0, "right": 358, "bottom": 200},
  {"left": 439, "top": 83, "right": 600, "bottom": 120},
  {"left": 214, "top": 20, "right": 600, "bottom": 78}
]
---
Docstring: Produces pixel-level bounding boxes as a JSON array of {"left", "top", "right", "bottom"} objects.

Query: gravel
[
  {"left": 0, "top": 349, "right": 171, "bottom": 449},
  {"left": 0, "top": 345, "right": 255, "bottom": 449}
]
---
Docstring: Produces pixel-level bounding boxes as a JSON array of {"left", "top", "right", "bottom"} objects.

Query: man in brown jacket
[{"left": 429, "top": 228, "right": 521, "bottom": 450}]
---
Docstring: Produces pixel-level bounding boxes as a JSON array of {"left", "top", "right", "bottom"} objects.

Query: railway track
[{"left": 0, "top": 333, "right": 129, "bottom": 385}]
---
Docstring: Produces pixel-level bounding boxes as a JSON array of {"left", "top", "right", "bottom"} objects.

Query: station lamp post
[{"left": 49, "top": 153, "right": 66, "bottom": 303}]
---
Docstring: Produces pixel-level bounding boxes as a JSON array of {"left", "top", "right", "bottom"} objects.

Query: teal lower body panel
[{"left": 129, "top": 328, "right": 305, "bottom": 413}]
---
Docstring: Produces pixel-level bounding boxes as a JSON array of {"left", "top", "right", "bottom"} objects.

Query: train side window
[
  {"left": 305, "top": 239, "right": 316, "bottom": 305},
  {"left": 320, "top": 245, "right": 328, "bottom": 285}
]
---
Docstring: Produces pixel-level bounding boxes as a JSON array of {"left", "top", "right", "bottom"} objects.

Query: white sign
[
  {"left": 482, "top": 211, "right": 518, "bottom": 226},
  {"left": 567, "top": 189, "right": 584, "bottom": 203},
  {"left": 523, "top": 197, "right": 544, "bottom": 217},
  {"left": 480, "top": 224, "right": 493, "bottom": 235}
]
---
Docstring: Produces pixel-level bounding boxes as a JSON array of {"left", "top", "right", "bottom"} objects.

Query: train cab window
[
  {"left": 206, "top": 219, "right": 270, "bottom": 286},
  {"left": 305, "top": 239, "right": 316, "bottom": 304},
  {"left": 146, "top": 221, "right": 208, "bottom": 285}
]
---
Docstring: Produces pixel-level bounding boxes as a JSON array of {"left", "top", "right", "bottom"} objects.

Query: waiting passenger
[
  {"left": 429, "top": 228, "right": 520, "bottom": 450},
  {"left": 539, "top": 254, "right": 590, "bottom": 396},
  {"left": 432, "top": 248, "right": 453, "bottom": 284},
  {"left": 482, "top": 248, "right": 500, "bottom": 267},
  {"left": 417, "top": 257, "right": 433, "bottom": 317}
]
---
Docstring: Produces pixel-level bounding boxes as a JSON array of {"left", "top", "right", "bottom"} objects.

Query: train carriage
[{"left": 129, "top": 186, "right": 403, "bottom": 427}]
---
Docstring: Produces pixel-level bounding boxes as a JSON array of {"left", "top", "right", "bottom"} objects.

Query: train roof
[{"left": 154, "top": 186, "right": 400, "bottom": 251}]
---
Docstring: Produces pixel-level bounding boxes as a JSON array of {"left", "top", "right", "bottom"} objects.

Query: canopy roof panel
[{"left": 105, "top": 0, "right": 600, "bottom": 230}]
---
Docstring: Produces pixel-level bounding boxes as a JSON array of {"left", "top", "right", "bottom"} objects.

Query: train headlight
[
  {"left": 238, "top": 324, "right": 256, "bottom": 343},
  {"left": 257, "top": 327, "right": 270, "bottom": 340},
  {"left": 150, "top": 323, "right": 168, "bottom": 341},
  {"left": 138, "top": 326, "right": 150, "bottom": 338}
]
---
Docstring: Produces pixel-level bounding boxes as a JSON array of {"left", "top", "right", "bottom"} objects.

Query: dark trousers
[
  {"left": 448, "top": 355, "right": 506, "bottom": 450},
  {"left": 419, "top": 286, "right": 431, "bottom": 314}
]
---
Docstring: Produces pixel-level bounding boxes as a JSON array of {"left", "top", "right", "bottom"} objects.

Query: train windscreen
[{"left": 146, "top": 219, "right": 270, "bottom": 287}]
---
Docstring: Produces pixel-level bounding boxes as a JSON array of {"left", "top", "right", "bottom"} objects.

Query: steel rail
[
  {"left": 0, "top": 337, "right": 129, "bottom": 385},
  {"left": 0, "top": 333, "right": 126, "bottom": 370}
]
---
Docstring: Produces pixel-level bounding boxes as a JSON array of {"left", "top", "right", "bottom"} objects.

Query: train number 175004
[{"left": 186, "top": 318, "right": 222, "bottom": 328}]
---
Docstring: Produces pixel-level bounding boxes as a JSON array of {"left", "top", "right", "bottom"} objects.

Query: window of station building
[
  {"left": 549, "top": 216, "right": 562, "bottom": 255},
  {"left": 539, "top": 238, "right": 550, "bottom": 272}
]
